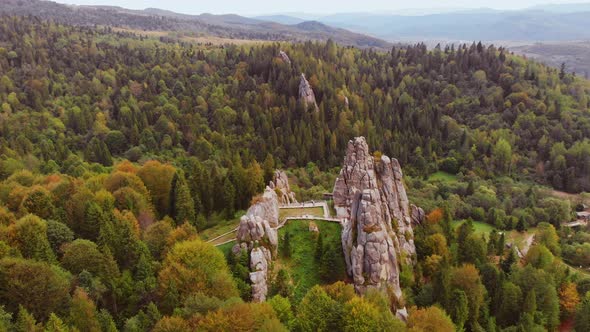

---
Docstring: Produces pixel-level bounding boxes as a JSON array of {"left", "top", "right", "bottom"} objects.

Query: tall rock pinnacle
[
  {"left": 232, "top": 187, "right": 280, "bottom": 302},
  {"left": 299, "top": 73, "right": 319, "bottom": 112},
  {"left": 333, "top": 137, "right": 423, "bottom": 312},
  {"left": 269, "top": 170, "right": 297, "bottom": 205}
]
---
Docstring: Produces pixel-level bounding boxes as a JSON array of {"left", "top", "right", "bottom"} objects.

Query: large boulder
[
  {"left": 333, "top": 137, "right": 420, "bottom": 306},
  {"left": 246, "top": 186, "right": 279, "bottom": 227},
  {"left": 235, "top": 215, "right": 278, "bottom": 252}
]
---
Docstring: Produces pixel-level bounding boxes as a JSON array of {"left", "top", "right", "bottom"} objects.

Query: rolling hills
[{"left": 0, "top": 0, "right": 391, "bottom": 48}]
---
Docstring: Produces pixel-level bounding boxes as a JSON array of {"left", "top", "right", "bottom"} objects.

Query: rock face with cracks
[
  {"left": 279, "top": 50, "right": 291, "bottom": 65},
  {"left": 299, "top": 73, "right": 318, "bottom": 111},
  {"left": 333, "top": 137, "right": 418, "bottom": 312},
  {"left": 232, "top": 186, "right": 280, "bottom": 302},
  {"left": 269, "top": 170, "right": 297, "bottom": 205},
  {"left": 244, "top": 186, "right": 280, "bottom": 228},
  {"left": 249, "top": 247, "right": 272, "bottom": 302}
]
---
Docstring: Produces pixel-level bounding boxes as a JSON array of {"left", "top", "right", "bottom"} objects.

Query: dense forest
[
  {"left": 1, "top": 15, "right": 590, "bottom": 331},
  {"left": 0, "top": 16, "right": 589, "bottom": 192}
]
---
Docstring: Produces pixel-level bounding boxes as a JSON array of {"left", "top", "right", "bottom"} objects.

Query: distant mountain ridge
[
  {"left": 254, "top": 3, "right": 590, "bottom": 42},
  {"left": 0, "top": 0, "right": 391, "bottom": 48}
]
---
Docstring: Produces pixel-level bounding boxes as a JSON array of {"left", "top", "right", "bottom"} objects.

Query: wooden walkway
[
  {"left": 277, "top": 215, "right": 343, "bottom": 229},
  {"left": 564, "top": 220, "right": 588, "bottom": 228},
  {"left": 279, "top": 201, "right": 330, "bottom": 218},
  {"left": 208, "top": 200, "right": 342, "bottom": 247}
]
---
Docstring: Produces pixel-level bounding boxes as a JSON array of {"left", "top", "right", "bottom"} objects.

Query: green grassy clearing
[
  {"left": 451, "top": 220, "right": 496, "bottom": 236},
  {"left": 279, "top": 206, "right": 324, "bottom": 219},
  {"left": 428, "top": 171, "right": 458, "bottom": 182},
  {"left": 451, "top": 220, "right": 539, "bottom": 253},
  {"left": 217, "top": 240, "right": 236, "bottom": 257},
  {"left": 277, "top": 219, "right": 346, "bottom": 303},
  {"left": 199, "top": 217, "right": 241, "bottom": 241}
]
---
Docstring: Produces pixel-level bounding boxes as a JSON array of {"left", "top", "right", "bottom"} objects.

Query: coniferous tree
[
  {"left": 222, "top": 178, "right": 236, "bottom": 219},
  {"left": 516, "top": 216, "right": 526, "bottom": 232},
  {"left": 170, "top": 171, "right": 195, "bottom": 226},
  {"left": 449, "top": 289, "right": 468, "bottom": 331},
  {"left": 501, "top": 249, "right": 517, "bottom": 274},
  {"left": 282, "top": 231, "right": 291, "bottom": 258},
  {"left": 14, "top": 306, "right": 40, "bottom": 332}
]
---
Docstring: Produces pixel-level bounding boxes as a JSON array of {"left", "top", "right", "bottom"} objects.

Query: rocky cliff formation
[
  {"left": 333, "top": 137, "right": 421, "bottom": 308},
  {"left": 279, "top": 50, "right": 291, "bottom": 65},
  {"left": 269, "top": 170, "right": 297, "bottom": 205},
  {"left": 232, "top": 187, "right": 280, "bottom": 302},
  {"left": 299, "top": 73, "right": 319, "bottom": 111}
]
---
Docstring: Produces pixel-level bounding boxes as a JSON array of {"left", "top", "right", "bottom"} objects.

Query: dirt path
[{"left": 520, "top": 234, "right": 535, "bottom": 257}]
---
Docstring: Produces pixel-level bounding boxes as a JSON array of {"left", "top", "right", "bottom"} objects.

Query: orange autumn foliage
[
  {"left": 427, "top": 208, "right": 444, "bottom": 224},
  {"left": 115, "top": 160, "right": 138, "bottom": 174},
  {"left": 559, "top": 282, "right": 580, "bottom": 317}
]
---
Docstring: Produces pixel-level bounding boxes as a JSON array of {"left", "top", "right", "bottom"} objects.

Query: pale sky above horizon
[{"left": 52, "top": 0, "right": 586, "bottom": 15}]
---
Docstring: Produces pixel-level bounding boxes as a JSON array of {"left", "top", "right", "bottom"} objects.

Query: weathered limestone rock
[
  {"left": 246, "top": 186, "right": 279, "bottom": 227},
  {"left": 235, "top": 215, "right": 278, "bottom": 252},
  {"left": 232, "top": 186, "right": 280, "bottom": 302},
  {"left": 410, "top": 204, "right": 425, "bottom": 227},
  {"left": 250, "top": 247, "right": 271, "bottom": 302},
  {"left": 269, "top": 170, "right": 298, "bottom": 205},
  {"left": 299, "top": 73, "right": 319, "bottom": 112},
  {"left": 279, "top": 50, "right": 291, "bottom": 65},
  {"left": 333, "top": 137, "right": 420, "bottom": 308}
]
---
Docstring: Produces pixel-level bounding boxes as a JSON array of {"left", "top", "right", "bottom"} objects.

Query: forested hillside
[
  {"left": 0, "top": 0, "right": 390, "bottom": 48},
  {"left": 1, "top": 15, "right": 590, "bottom": 331},
  {"left": 0, "top": 16, "right": 589, "bottom": 192}
]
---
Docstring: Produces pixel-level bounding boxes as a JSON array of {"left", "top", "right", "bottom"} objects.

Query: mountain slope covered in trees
[
  {"left": 0, "top": 0, "right": 390, "bottom": 48},
  {"left": 0, "top": 16, "right": 589, "bottom": 192}
]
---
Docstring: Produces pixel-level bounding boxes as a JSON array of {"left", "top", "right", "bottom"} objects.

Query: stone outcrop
[
  {"left": 333, "top": 137, "right": 419, "bottom": 307},
  {"left": 279, "top": 50, "right": 291, "bottom": 65},
  {"left": 410, "top": 204, "right": 425, "bottom": 227},
  {"left": 249, "top": 247, "right": 272, "bottom": 302},
  {"left": 244, "top": 186, "right": 280, "bottom": 228},
  {"left": 232, "top": 186, "right": 280, "bottom": 302},
  {"left": 299, "top": 73, "right": 319, "bottom": 111},
  {"left": 269, "top": 170, "right": 297, "bottom": 205},
  {"left": 235, "top": 215, "right": 278, "bottom": 252}
]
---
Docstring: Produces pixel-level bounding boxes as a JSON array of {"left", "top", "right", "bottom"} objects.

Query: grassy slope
[
  {"left": 199, "top": 216, "right": 241, "bottom": 241},
  {"left": 277, "top": 219, "right": 346, "bottom": 303}
]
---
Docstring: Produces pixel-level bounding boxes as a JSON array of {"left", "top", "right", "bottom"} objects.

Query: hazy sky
[{"left": 53, "top": 0, "right": 584, "bottom": 15}]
